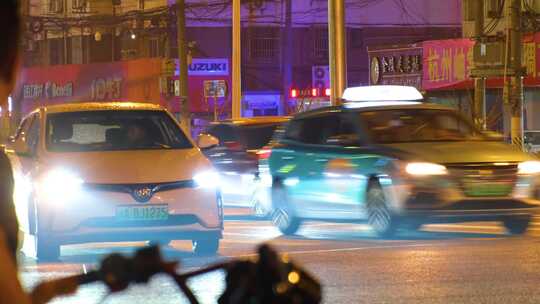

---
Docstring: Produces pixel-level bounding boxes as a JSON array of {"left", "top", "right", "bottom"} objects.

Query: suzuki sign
[{"left": 187, "top": 58, "right": 229, "bottom": 76}]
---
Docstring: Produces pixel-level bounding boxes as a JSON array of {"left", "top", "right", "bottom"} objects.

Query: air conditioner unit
[{"left": 312, "top": 66, "right": 330, "bottom": 92}]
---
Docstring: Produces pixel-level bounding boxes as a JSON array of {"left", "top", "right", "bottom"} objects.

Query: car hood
[
  {"left": 40, "top": 148, "right": 212, "bottom": 184},
  {"left": 381, "top": 141, "right": 534, "bottom": 164}
]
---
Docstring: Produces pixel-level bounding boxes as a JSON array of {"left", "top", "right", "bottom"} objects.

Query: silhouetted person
[{"left": 0, "top": 2, "right": 77, "bottom": 303}]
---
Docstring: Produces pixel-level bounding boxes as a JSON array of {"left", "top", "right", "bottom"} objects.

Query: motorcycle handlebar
[{"left": 57, "top": 243, "right": 322, "bottom": 304}]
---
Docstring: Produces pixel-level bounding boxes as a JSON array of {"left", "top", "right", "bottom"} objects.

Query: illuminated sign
[
  {"left": 188, "top": 58, "right": 229, "bottom": 76},
  {"left": 91, "top": 77, "right": 122, "bottom": 100},
  {"left": 23, "top": 82, "right": 73, "bottom": 100},
  {"left": 368, "top": 45, "right": 423, "bottom": 89}
]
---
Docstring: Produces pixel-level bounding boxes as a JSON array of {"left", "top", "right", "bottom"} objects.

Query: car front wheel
[
  {"left": 502, "top": 216, "right": 531, "bottom": 235},
  {"left": 271, "top": 182, "right": 301, "bottom": 235},
  {"left": 366, "top": 182, "right": 399, "bottom": 238}
]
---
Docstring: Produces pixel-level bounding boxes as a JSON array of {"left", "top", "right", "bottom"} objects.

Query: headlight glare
[
  {"left": 518, "top": 161, "right": 540, "bottom": 175},
  {"left": 193, "top": 170, "right": 221, "bottom": 189},
  {"left": 405, "top": 162, "right": 448, "bottom": 176},
  {"left": 40, "top": 168, "right": 83, "bottom": 199}
]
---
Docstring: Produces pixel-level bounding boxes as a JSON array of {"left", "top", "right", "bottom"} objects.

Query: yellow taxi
[{"left": 6, "top": 102, "right": 223, "bottom": 260}]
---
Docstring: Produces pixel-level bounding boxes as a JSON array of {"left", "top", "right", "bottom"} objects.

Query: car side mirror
[
  {"left": 197, "top": 134, "right": 219, "bottom": 150},
  {"left": 482, "top": 131, "right": 504, "bottom": 142}
]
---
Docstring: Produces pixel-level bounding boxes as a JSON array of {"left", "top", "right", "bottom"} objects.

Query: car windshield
[
  {"left": 360, "top": 109, "right": 483, "bottom": 143},
  {"left": 238, "top": 123, "right": 281, "bottom": 150},
  {"left": 46, "top": 110, "right": 193, "bottom": 152}
]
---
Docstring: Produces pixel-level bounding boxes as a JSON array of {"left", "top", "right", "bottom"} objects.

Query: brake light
[
  {"left": 224, "top": 141, "right": 242, "bottom": 151},
  {"left": 257, "top": 148, "right": 272, "bottom": 160}
]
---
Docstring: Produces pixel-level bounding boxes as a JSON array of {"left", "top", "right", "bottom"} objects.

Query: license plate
[
  {"left": 463, "top": 183, "right": 513, "bottom": 197},
  {"left": 116, "top": 205, "right": 169, "bottom": 221}
]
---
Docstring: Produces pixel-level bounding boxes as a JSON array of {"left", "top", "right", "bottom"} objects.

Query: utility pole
[
  {"left": 63, "top": 0, "right": 68, "bottom": 64},
  {"left": 503, "top": 0, "right": 523, "bottom": 148},
  {"left": 232, "top": 0, "right": 242, "bottom": 119},
  {"left": 176, "top": 0, "right": 190, "bottom": 132},
  {"left": 328, "top": 0, "right": 347, "bottom": 105},
  {"left": 112, "top": 2, "right": 116, "bottom": 61},
  {"left": 281, "top": 0, "right": 293, "bottom": 115},
  {"left": 473, "top": 0, "right": 486, "bottom": 129}
]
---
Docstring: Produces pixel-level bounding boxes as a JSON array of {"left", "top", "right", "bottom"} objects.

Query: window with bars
[
  {"left": 248, "top": 27, "right": 280, "bottom": 63},
  {"left": 312, "top": 27, "right": 328, "bottom": 59},
  {"left": 72, "top": 0, "right": 88, "bottom": 12},
  {"left": 149, "top": 38, "right": 161, "bottom": 58},
  {"left": 49, "top": 39, "right": 65, "bottom": 65},
  {"left": 486, "top": 0, "right": 503, "bottom": 18},
  {"left": 48, "top": 0, "right": 63, "bottom": 14}
]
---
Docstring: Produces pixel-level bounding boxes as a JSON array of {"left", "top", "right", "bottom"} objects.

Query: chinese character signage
[
  {"left": 368, "top": 44, "right": 423, "bottom": 89},
  {"left": 422, "top": 39, "right": 474, "bottom": 90}
]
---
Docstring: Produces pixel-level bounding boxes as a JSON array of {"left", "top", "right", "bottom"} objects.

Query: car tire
[
  {"left": 192, "top": 237, "right": 220, "bottom": 256},
  {"left": 502, "top": 215, "right": 531, "bottom": 235},
  {"left": 35, "top": 233, "right": 60, "bottom": 261},
  {"left": 271, "top": 181, "right": 301, "bottom": 235},
  {"left": 366, "top": 181, "right": 399, "bottom": 238}
]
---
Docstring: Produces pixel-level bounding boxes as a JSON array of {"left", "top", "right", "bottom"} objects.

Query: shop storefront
[
  {"left": 421, "top": 37, "right": 540, "bottom": 133},
  {"left": 9, "top": 58, "right": 232, "bottom": 137}
]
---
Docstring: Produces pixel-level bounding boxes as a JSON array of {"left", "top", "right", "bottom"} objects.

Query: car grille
[
  {"left": 83, "top": 180, "right": 196, "bottom": 202},
  {"left": 445, "top": 163, "right": 518, "bottom": 197}
]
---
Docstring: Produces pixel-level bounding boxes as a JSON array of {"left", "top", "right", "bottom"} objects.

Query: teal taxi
[{"left": 266, "top": 86, "right": 540, "bottom": 237}]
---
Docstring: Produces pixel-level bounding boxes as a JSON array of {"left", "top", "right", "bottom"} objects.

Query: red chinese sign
[
  {"left": 14, "top": 58, "right": 231, "bottom": 115},
  {"left": 422, "top": 39, "right": 475, "bottom": 90},
  {"left": 15, "top": 58, "right": 164, "bottom": 114}
]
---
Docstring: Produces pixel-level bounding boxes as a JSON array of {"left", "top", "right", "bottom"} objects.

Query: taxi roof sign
[{"left": 342, "top": 85, "right": 423, "bottom": 102}]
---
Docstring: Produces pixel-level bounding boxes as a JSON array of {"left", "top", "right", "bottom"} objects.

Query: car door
[
  {"left": 306, "top": 112, "right": 368, "bottom": 219},
  {"left": 286, "top": 113, "right": 360, "bottom": 219},
  {"left": 269, "top": 118, "right": 316, "bottom": 217},
  {"left": 275, "top": 115, "right": 344, "bottom": 218}
]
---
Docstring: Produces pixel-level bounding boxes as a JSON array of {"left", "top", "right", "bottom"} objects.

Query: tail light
[
  {"left": 257, "top": 148, "right": 272, "bottom": 160},
  {"left": 224, "top": 141, "right": 242, "bottom": 151}
]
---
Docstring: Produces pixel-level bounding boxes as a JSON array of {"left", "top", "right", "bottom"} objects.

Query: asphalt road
[{"left": 19, "top": 210, "right": 540, "bottom": 304}]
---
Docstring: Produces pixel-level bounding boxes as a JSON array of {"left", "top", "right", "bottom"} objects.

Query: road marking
[{"left": 225, "top": 242, "right": 452, "bottom": 258}]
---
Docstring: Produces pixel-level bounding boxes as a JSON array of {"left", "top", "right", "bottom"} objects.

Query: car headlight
[
  {"left": 405, "top": 162, "right": 448, "bottom": 176},
  {"left": 193, "top": 170, "right": 221, "bottom": 189},
  {"left": 40, "top": 168, "right": 84, "bottom": 200},
  {"left": 518, "top": 161, "right": 540, "bottom": 175}
]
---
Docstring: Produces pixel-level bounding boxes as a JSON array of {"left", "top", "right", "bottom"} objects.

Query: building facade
[{"left": 7, "top": 0, "right": 462, "bottom": 137}]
